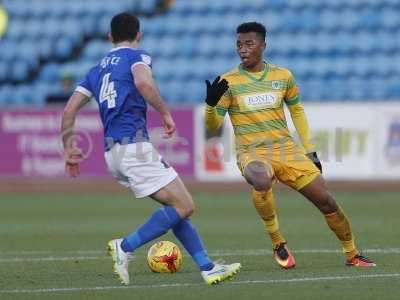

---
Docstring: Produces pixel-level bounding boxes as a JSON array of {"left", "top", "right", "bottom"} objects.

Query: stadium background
[
  {"left": 0, "top": 1, "right": 400, "bottom": 300},
  {"left": 1, "top": 0, "right": 400, "bottom": 189}
]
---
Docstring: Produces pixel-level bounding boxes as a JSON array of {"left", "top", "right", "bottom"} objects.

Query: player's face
[{"left": 236, "top": 32, "right": 265, "bottom": 69}]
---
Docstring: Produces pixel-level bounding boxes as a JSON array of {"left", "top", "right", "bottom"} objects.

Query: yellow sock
[
  {"left": 252, "top": 189, "right": 286, "bottom": 247},
  {"left": 324, "top": 206, "right": 359, "bottom": 260}
]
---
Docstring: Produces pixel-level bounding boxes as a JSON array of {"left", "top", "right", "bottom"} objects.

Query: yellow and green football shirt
[{"left": 205, "top": 62, "right": 315, "bottom": 154}]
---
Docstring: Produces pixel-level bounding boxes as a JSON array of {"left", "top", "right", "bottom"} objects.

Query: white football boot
[
  {"left": 107, "top": 238, "right": 131, "bottom": 285},
  {"left": 201, "top": 261, "right": 241, "bottom": 285}
]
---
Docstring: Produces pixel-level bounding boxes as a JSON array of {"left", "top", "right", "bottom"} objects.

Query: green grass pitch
[{"left": 0, "top": 189, "right": 399, "bottom": 300}]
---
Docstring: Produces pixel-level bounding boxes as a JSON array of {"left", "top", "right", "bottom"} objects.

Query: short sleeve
[
  {"left": 75, "top": 71, "right": 93, "bottom": 98},
  {"left": 284, "top": 71, "right": 301, "bottom": 106},
  {"left": 129, "top": 50, "right": 153, "bottom": 73}
]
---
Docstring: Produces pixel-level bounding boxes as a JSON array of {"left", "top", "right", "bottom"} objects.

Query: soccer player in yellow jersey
[{"left": 204, "top": 22, "right": 375, "bottom": 268}]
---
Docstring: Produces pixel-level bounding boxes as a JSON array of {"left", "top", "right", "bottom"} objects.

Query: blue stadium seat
[
  {"left": 197, "top": 35, "right": 218, "bottom": 56},
  {"left": 5, "top": 20, "right": 24, "bottom": 41},
  {"left": 82, "top": 40, "right": 110, "bottom": 61},
  {"left": 30, "top": 0, "right": 51, "bottom": 19},
  {"left": 3, "top": 0, "right": 31, "bottom": 18},
  {"left": 262, "top": 12, "right": 283, "bottom": 33},
  {"left": 11, "top": 62, "right": 30, "bottom": 82},
  {"left": 160, "top": 80, "right": 184, "bottom": 103},
  {"left": 184, "top": 80, "right": 204, "bottom": 104},
  {"left": 183, "top": 16, "right": 205, "bottom": 35},
  {"left": 153, "top": 60, "right": 171, "bottom": 82},
  {"left": 1, "top": 0, "right": 400, "bottom": 105},
  {"left": 60, "top": 18, "right": 85, "bottom": 45},
  {"left": 54, "top": 37, "right": 74, "bottom": 60},
  {"left": 0, "top": 61, "right": 8, "bottom": 83},
  {"left": 12, "top": 84, "right": 33, "bottom": 106},
  {"left": 171, "top": 0, "right": 193, "bottom": 16},
  {"left": 0, "top": 40, "right": 17, "bottom": 61},
  {"left": 39, "top": 63, "right": 61, "bottom": 83},
  {"left": 387, "top": 83, "right": 400, "bottom": 99},
  {"left": 214, "top": 35, "right": 235, "bottom": 57},
  {"left": 381, "top": 9, "right": 400, "bottom": 30},
  {"left": 0, "top": 84, "right": 13, "bottom": 106},
  {"left": 313, "top": 32, "right": 337, "bottom": 55},
  {"left": 339, "top": 9, "right": 360, "bottom": 32},
  {"left": 266, "top": 0, "right": 287, "bottom": 11},
  {"left": 16, "top": 43, "right": 39, "bottom": 70},
  {"left": 358, "top": 9, "right": 382, "bottom": 30},
  {"left": 42, "top": 18, "right": 62, "bottom": 39},
  {"left": 23, "top": 20, "right": 43, "bottom": 41},
  {"left": 174, "top": 35, "right": 196, "bottom": 57},
  {"left": 136, "top": 0, "right": 159, "bottom": 14}
]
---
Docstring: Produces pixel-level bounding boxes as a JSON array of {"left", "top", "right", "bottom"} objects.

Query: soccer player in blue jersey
[{"left": 60, "top": 12, "right": 240, "bottom": 285}]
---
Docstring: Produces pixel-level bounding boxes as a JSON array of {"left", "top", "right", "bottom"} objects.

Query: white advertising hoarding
[
  {"left": 285, "top": 103, "right": 376, "bottom": 180},
  {"left": 194, "top": 107, "right": 242, "bottom": 181},
  {"left": 375, "top": 106, "right": 400, "bottom": 179},
  {"left": 195, "top": 102, "right": 400, "bottom": 181}
]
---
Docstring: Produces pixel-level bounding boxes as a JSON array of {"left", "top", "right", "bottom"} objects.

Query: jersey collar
[
  {"left": 110, "top": 46, "right": 136, "bottom": 52},
  {"left": 239, "top": 61, "right": 269, "bottom": 82}
]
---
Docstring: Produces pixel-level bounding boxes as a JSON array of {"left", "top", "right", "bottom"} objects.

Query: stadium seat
[
  {"left": 0, "top": 84, "right": 13, "bottom": 106},
  {"left": 39, "top": 63, "right": 61, "bottom": 83},
  {"left": 381, "top": 9, "right": 399, "bottom": 30},
  {"left": 12, "top": 84, "right": 33, "bottom": 106},
  {"left": 1, "top": 0, "right": 400, "bottom": 105},
  {"left": 82, "top": 40, "right": 110, "bottom": 61},
  {"left": 0, "top": 61, "right": 8, "bottom": 83},
  {"left": 136, "top": 0, "right": 159, "bottom": 14},
  {"left": 11, "top": 62, "right": 30, "bottom": 82}
]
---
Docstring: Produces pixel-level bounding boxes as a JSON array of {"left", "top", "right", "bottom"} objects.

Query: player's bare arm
[
  {"left": 61, "top": 91, "right": 90, "bottom": 177},
  {"left": 133, "top": 64, "right": 175, "bottom": 138}
]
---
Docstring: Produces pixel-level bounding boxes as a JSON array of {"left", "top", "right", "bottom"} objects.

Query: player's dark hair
[
  {"left": 236, "top": 22, "right": 266, "bottom": 41},
  {"left": 111, "top": 12, "right": 140, "bottom": 43}
]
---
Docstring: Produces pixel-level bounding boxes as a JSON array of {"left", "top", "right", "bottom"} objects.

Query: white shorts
[{"left": 104, "top": 142, "right": 178, "bottom": 198}]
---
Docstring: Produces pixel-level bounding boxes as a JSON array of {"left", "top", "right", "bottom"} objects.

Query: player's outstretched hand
[
  {"left": 162, "top": 112, "right": 176, "bottom": 139},
  {"left": 306, "top": 152, "right": 322, "bottom": 173},
  {"left": 65, "top": 147, "right": 84, "bottom": 178},
  {"left": 205, "top": 76, "right": 229, "bottom": 107}
]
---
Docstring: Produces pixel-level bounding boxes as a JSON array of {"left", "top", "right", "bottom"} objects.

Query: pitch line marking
[
  {"left": 0, "top": 248, "right": 399, "bottom": 263},
  {"left": 1, "top": 273, "right": 399, "bottom": 294},
  {"left": 1, "top": 247, "right": 400, "bottom": 255},
  {"left": 0, "top": 256, "right": 105, "bottom": 263}
]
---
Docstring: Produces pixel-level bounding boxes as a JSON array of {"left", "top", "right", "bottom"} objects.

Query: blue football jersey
[{"left": 76, "top": 46, "right": 152, "bottom": 151}]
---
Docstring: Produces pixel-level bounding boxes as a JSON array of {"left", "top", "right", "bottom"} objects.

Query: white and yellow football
[{"left": 147, "top": 241, "right": 182, "bottom": 273}]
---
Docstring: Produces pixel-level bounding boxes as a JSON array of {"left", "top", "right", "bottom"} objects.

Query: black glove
[
  {"left": 205, "top": 76, "right": 229, "bottom": 107},
  {"left": 306, "top": 152, "right": 322, "bottom": 173}
]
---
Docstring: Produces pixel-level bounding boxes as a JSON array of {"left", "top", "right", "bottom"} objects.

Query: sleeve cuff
[
  {"left": 75, "top": 86, "right": 92, "bottom": 98},
  {"left": 286, "top": 95, "right": 300, "bottom": 106}
]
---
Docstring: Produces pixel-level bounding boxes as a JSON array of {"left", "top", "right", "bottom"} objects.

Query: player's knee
[
  {"left": 325, "top": 195, "right": 338, "bottom": 212},
  {"left": 184, "top": 201, "right": 195, "bottom": 217},
  {"left": 245, "top": 162, "right": 272, "bottom": 191},
  {"left": 252, "top": 176, "right": 272, "bottom": 191},
  {"left": 175, "top": 198, "right": 195, "bottom": 218},
  {"left": 318, "top": 194, "right": 338, "bottom": 214}
]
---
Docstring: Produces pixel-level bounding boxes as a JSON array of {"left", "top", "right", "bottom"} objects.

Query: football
[{"left": 147, "top": 241, "right": 183, "bottom": 273}]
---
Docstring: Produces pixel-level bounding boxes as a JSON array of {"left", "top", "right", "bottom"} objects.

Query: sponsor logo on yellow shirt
[{"left": 241, "top": 92, "right": 282, "bottom": 111}]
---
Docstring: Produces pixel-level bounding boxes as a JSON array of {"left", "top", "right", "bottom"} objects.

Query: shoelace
[
  {"left": 354, "top": 255, "right": 373, "bottom": 263},
  {"left": 214, "top": 258, "right": 226, "bottom": 265},
  {"left": 275, "top": 244, "right": 289, "bottom": 260}
]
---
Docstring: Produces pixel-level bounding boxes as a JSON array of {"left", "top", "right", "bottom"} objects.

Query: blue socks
[
  {"left": 121, "top": 206, "right": 181, "bottom": 253},
  {"left": 172, "top": 218, "right": 214, "bottom": 271},
  {"left": 120, "top": 205, "right": 214, "bottom": 272}
]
